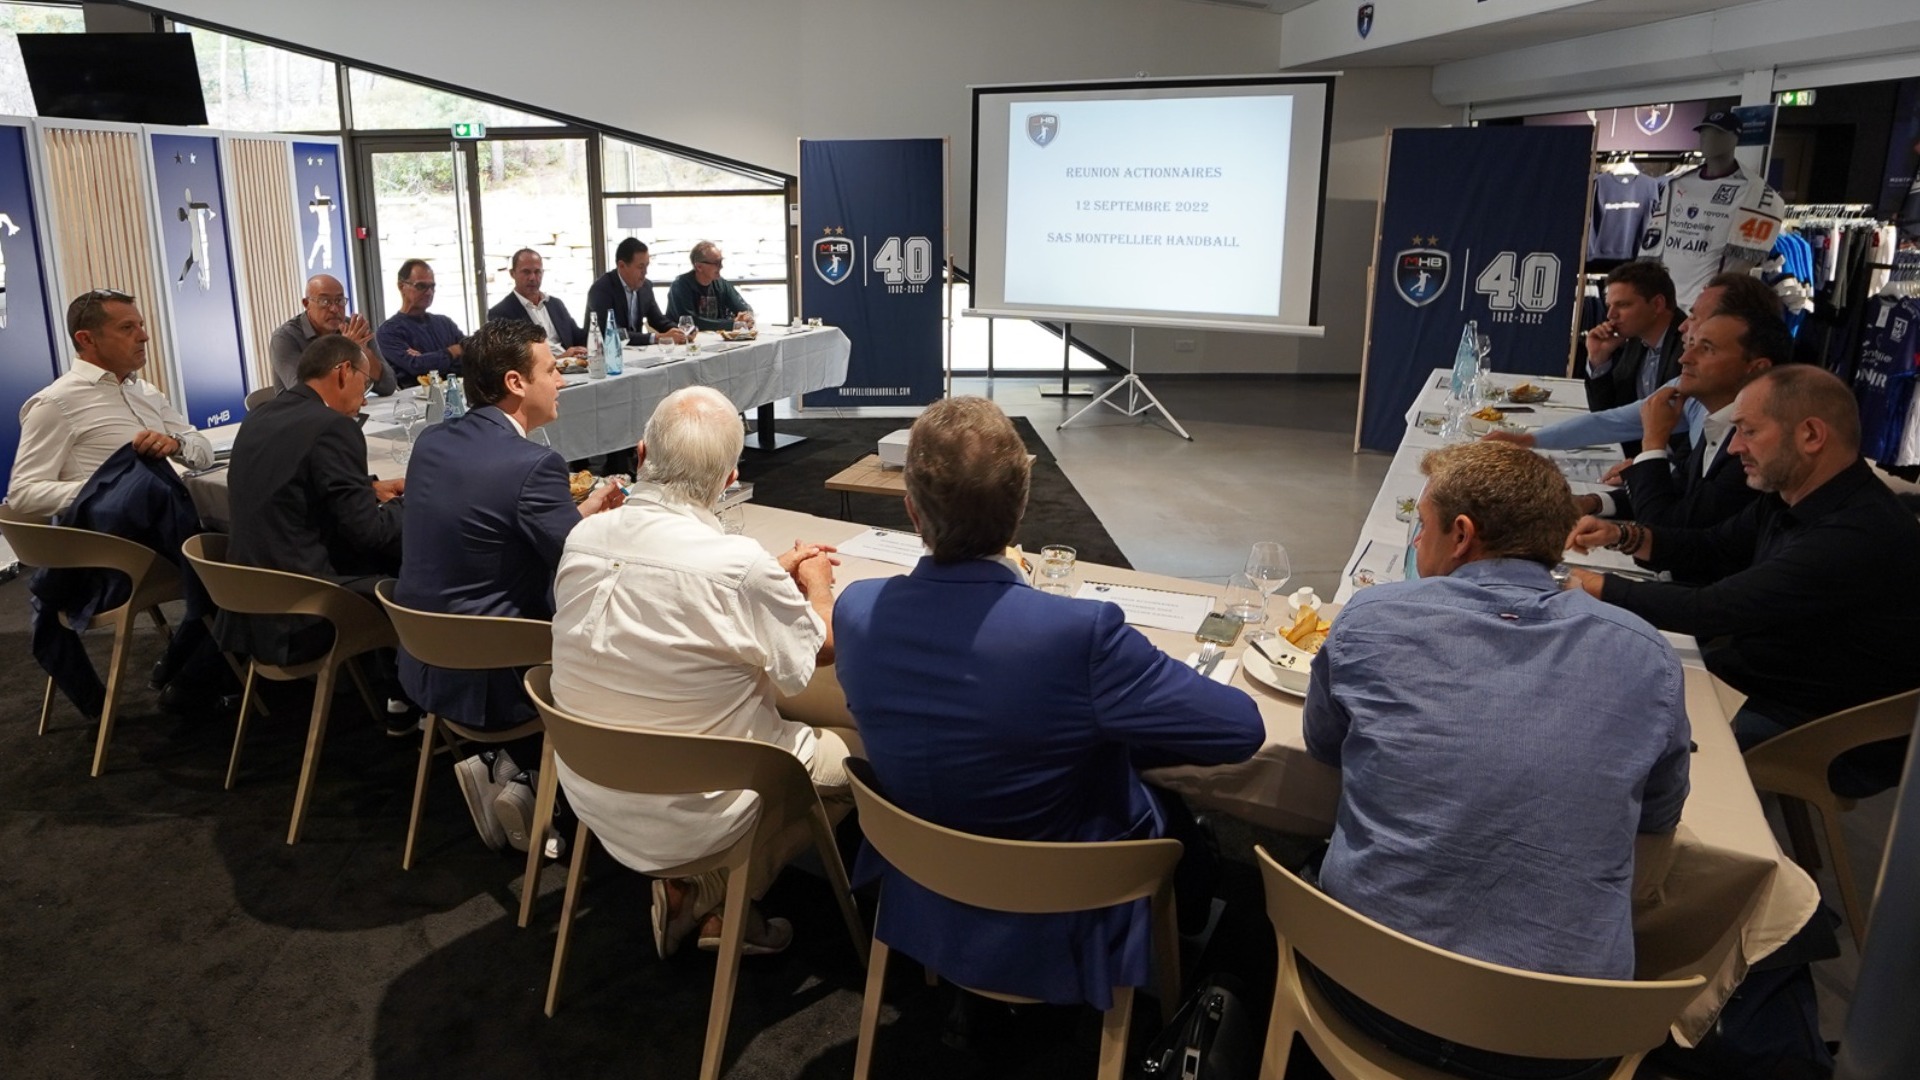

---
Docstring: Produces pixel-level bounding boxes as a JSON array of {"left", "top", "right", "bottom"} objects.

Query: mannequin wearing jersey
[{"left": 1638, "top": 110, "right": 1783, "bottom": 309}]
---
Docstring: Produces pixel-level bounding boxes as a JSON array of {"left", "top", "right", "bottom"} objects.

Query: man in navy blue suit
[
  {"left": 485, "top": 248, "right": 586, "bottom": 356},
  {"left": 833, "top": 397, "right": 1263, "bottom": 1010},
  {"left": 396, "top": 319, "right": 623, "bottom": 854}
]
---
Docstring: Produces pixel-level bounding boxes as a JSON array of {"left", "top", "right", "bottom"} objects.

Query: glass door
[
  {"left": 355, "top": 139, "right": 480, "bottom": 329},
  {"left": 473, "top": 136, "right": 592, "bottom": 319}
]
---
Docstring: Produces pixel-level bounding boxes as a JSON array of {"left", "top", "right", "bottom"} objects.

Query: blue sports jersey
[
  {"left": 1854, "top": 295, "right": 1920, "bottom": 465},
  {"left": 1589, "top": 172, "right": 1664, "bottom": 261}
]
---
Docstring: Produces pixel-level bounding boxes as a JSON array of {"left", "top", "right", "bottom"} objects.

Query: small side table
[{"left": 823, "top": 455, "right": 906, "bottom": 519}]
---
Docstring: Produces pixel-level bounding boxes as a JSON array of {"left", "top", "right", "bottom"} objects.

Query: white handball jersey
[{"left": 1638, "top": 164, "right": 1783, "bottom": 308}]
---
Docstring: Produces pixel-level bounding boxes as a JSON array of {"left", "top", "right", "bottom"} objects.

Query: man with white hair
[{"left": 549, "top": 386, "right": 845, "bottom": 957}]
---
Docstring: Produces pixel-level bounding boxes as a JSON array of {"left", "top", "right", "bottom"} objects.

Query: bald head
[
  {"left": 638, "top": 387, "right": 743, "bottom": 506},
  {"left": 301, "top": 274, "right": 349, "bottom": 333},
  {"left": 1752, "top": 365, "right": 1860, "bottom": 454},
  {"left": 1728, "top": 365, "right": 1860, "bottom": 503}
]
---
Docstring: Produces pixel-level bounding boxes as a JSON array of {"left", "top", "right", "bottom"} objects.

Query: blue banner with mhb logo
[
  {"left": 0, "top": 122, "right": 59, "bottom": 497},
  {"left": 150, "top": 132, "right": 249, "bottom": 430},
  {"left": 1359, "top": 126, "right": 1593, "bottom": 451},
  {"left": 799, "top": 138, "right": 945, "bottom": 407}
]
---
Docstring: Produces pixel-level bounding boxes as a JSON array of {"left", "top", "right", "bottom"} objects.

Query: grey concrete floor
[{"left": 791, "top": 374, "right": 1390, "bottom": 596}]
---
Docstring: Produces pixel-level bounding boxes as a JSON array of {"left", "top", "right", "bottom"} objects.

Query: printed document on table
[
  {"left": 835, "top": 527, "right": 926, "bottom": 568},
  {"left": 1075, "top": 581, "right": 1212, "bottom": 633}
]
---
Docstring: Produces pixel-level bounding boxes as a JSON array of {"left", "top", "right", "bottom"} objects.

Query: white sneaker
[
  {"left": 453, "top": 753, "right": 509, "bottom": 850},
  {"left": 493, "top": 779, "right": 534, "bottom": 853}
]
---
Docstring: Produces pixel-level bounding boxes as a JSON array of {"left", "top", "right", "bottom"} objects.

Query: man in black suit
[
  {"left": 219, "top": 334, "right": 404, "bottom": 672},
  {"left": 583, "top": 238, "right": 686, "bottom": 345},
  {"left": 1583, "top": 261, "right": 1685, "bottom": 455},
  {"left": 485, "top": 249, "right": 586, "bottom": 356}
]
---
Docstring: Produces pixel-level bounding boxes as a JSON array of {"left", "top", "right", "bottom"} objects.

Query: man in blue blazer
[
  {"left": 396, "top": 319, "right": 623, "bottom": 854},
  {"left": 833, "top": 397, "right": 1264, "bottom": 1010},
  {"left": 485, "top": 249, "right": 586, "bottom": 354}
]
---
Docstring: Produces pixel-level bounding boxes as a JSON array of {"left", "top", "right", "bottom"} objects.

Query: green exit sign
[
  {"left": 1775, "top": 90, "right": 1817, "bottom": 107},
  {"left": 450, "top": 121, "right": 487, "bottom": 139}
]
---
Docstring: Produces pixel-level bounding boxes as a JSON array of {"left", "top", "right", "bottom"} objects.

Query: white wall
[{"left": 150, "top": 0, "right": 1453, "bottom": 374}]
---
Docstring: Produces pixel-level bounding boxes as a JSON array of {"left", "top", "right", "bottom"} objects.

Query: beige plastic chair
[
  {"left": 1744, "top": 689, "right": 1919, "bottom": 949},
  {"left": 373, "top": 579, "right": 551, "bottom": 876},
  {"left": 522, "top": 665, "right": 868, "bottom": 1080},
  {"left": 845, "top": 757, "right": 1183, "bottom": 1080},
  {"left": 181, "top": 533, "right": 396, "bottom": 845},
  {"left": 243, "top": 385, "right": 277, "bottom": 411},
  {"left": 0, "top": 506, "right": 181, "bottom": 776},
  {"left": 1253, "top": 845, "right": 1705, "bottom": 1080}
]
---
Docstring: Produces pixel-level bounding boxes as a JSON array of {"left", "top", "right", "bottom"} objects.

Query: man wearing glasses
[
  {"left": 9, "top": 288, "right": 213, "bottom": 519},
  {"left": 665, "top": 241, "right": 754, "bottom": 332},
  {"left": 269, "top": 274, "right": 396, "bottom": 396},
  {"left": 375, "top": 259, "right": 465, "bottom": 388}
]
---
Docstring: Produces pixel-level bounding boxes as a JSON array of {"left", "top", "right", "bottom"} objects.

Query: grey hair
[
  {"left": 639, "top": 386, "right": 743, "bottom": 506},
  {"left": 690, "top": 240, "right": 721, "bottom": 265}
]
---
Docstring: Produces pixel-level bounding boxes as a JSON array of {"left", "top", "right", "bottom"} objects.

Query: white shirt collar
[
  {"left": 71, "top": 359, "right": 123, "bottom": 385},
  {"left": 516, "top": 291, "right": 545, "bottom": 312},
  {"left": 629, "top": 480, "right": 722, "bottom": 531},
  {"left": 501, "top": 410, "right": 528, "bottom": 438}
]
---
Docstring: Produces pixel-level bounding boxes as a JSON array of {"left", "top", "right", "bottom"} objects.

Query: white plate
[{"left": 1240, "top": 640, "right": 1312, "bottom": 698}]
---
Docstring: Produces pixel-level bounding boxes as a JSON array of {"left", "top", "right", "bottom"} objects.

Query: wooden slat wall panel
[
  {"left": 41, "top": 127, "right": 174, "bottom": 398},
  {"left": 229, "top": 137, "right": 301, "bottom": 391}
]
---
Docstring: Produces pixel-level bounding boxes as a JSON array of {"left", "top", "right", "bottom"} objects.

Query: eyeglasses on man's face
[
  {"left": 311, "top": 296, "right": 348, "bottom": 309},
  {"left": 404, "top": 280, "right": 437, "bottom": 292}
]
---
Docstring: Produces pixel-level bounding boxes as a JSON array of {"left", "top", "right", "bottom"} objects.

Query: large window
[
  {"left": 182, "top": 25, "right": 339, "bottom": 132},
  {"left": 347, "top": 68, "right": 558, "bottom": 131},
  {"left": 0, "top": 2, "right": 84, "bottom": 117}
]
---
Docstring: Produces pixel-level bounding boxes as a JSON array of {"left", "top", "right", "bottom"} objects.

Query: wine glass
[
  {"left": 1244, "top": 542, "right": 1291, "bottom": 642},
  {"left": 1223, "top": 573, "right": 1267, "bottom": 637},
  {"left": 677, "top": 315, "right": 696, "bottom": 346}
]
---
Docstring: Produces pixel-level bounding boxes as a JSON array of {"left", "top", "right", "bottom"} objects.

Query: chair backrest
[
  {"left": 374, "top": 579, "right": 551, "bottom": 671},
  {"left": 244, "top": 386, "right": 278, "bottom": 411},
  {"left": 522, "top": 665, "right": 817, "bottom": 825},
  {"left": 846, "top": 757, "right": 1181, "bottom": 915},
  {"left": 1255, "top": 846, "right": 1705, "bottom": 1061},
  {"left": 1745, "top": 690, "right": 1920, "bottom": 797},
  {"left": 0, "top": 505, "right": 172, "bottom": 588},
  {"left": 181, "top": 533, "right": 385, "bottom": 636}
]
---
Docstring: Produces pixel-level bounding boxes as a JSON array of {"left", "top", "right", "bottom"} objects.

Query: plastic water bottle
[
  {"left": 586, "top": 311, "right": 607, "bottom": 380},
  {"left": 1441, "top": 320, "right": 1481, "bottom": 440},
  {"left": 603, "top": 310, "right": 622, "bottom": 375},
  {"left": 445, "top": 376, "right": 467, "bottom": 419}
]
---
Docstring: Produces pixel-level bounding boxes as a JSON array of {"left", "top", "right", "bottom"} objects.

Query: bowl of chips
[
  {"left": 1507, "top": 382, "right": 1551, "bottom": 404},
  {"left": 1241, "top": 602, "right": 1339, "bottom": 696},
  {"left": 569, "top": 470, "right": 598, "bottom": 504}
]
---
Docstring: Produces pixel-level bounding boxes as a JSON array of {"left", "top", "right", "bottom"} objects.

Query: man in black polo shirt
[{"left": 1567, "top": 365, "right": 1920, "bottom": 794}]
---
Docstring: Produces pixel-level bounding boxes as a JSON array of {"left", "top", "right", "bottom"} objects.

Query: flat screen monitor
[
  {"left": 969, "top": 75, "right": 1334, "bottom": 336},
  {"left": 20, "top": 33, "right": 209, "bottom": 127}
]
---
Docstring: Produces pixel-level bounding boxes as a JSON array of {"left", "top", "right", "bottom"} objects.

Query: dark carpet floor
[
  {"left": 740, "top": 416, "right": 1131, "bottom": 570},
  {"left": 0, "top": 425, "right": 1314, "bottom": 1079}
]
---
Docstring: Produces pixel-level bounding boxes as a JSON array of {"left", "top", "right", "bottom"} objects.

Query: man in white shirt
[
  {"left": 9, "top": 288, "right": 213, "bottom": 519},
  {"left": 550, "top": 386, "right": 845, "bottom": 958},
  {"left": 483, "top": 249, "right": 586, "bottom": 357}
]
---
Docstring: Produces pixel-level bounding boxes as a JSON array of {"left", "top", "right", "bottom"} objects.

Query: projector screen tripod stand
[{"left": 1058, "top": 327, "right": 1191, "bottom": 440}]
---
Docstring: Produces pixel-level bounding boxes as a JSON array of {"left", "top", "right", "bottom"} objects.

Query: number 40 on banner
[
  {"left": 1474, "top": 250, "right": 1562, "bottom": 326},
  {"left": 873, "top": 236, "right": 935, "bottom": 294}
]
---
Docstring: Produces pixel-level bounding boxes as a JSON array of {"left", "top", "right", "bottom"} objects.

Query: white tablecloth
[{"left": 358, "top": 325, "right": 850, "bottom": 461}]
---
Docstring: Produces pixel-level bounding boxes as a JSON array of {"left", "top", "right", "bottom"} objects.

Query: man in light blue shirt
[{"left": 1303, "top": 440, "right": 1690, "bottom": 1078}]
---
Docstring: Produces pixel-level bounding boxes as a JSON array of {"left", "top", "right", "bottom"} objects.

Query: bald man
[
  {"left": 268, "top": 274, "right": 396, "bottom": 397},
  {"left": 1568, "top": 366, "right": 1920, "bottom": 794}
]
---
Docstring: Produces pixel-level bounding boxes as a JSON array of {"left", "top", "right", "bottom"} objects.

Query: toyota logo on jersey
[{"left": 1394, "top": 247, "right": 1450, "bottom": 307}]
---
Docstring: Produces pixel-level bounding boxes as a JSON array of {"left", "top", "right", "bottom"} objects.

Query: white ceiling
[{"left": 1279, "top": 0, "right": 1758, "bottom": 67}]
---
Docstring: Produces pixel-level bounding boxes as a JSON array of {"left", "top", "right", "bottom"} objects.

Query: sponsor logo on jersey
[
  {"left": 1027, "top": 114, "right": 1058, "bottom": 147},
  {"left": 1897, "top": 317, "right": 1911, "bottom": 343},
  {"left": 1394, "top": 246, "right": 1449, "bottom": 307},
  {"left": 1640, "top": 228, "right": 1661, "bottom": 252},
  {"left": 1712, "top": 185, "right": 1739, "bottom": 206},
  {"left": 1358, "top": 3, "right": 1374, "bottom": 38},
  {"left": 1687, "top": 206, "right": 1700, "bottom": 219},
  {"left": 1634, "top": 104, "right": 1673, "bottom": 135},
  {"left": 812, "top": 236, "right": 854, "bottom": 286}
]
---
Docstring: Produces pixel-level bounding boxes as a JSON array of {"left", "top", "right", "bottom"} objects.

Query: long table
[
  {"left": 358, "top": 324, "right": 851, "bottom": 459},
  {"left": 740, "top": 493, "right": 1815, "bottom": 1044}
]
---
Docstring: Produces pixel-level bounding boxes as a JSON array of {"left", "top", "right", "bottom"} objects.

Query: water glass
[
  {"left": 1223, "top": 573, "right": 1266, "bottom": 634},
  {"left": 717, "top": 503, "right": 745, "bottom": 535},
  {"left": 1037, "top": 545, "right": 1076, "bottom": 584}
]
